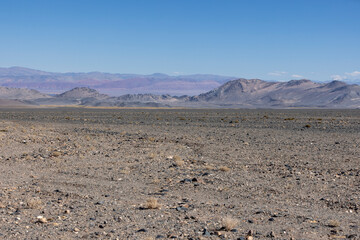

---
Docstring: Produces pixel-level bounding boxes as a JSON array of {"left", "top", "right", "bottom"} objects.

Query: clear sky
[{"left": 0, "top": 0, "right": 359, "bottom": 82}]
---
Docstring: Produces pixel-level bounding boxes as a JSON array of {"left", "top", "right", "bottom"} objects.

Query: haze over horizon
[{"left": 1, "top": 0, "right": 359, "bottom": 83}]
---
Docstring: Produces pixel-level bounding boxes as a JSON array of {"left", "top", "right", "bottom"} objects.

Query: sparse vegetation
[
  {"left": 148, "top": 152, "right": 156, "bottom": 159},
  {"left": 221, "top": 217, "right": 238, "bottom": 231},
  {"left": 26, "top": 198, "right": 43, "bottom": 209},
  {"left": 173, "top": 155, "right": 184, "bottom": 166},
  {"left": 328, "top": 220, "right": 340, "bottom": 228},
  {"left": 219, "top": 166, "right": 230, "bottom": 172},
  {"left": 205, "top": 165, "right": 215, "bottom": 170},
  {"left": 0, "top": 109, "right": 357, "bottom": 239},
  {"left": 145, "top": 198, "right": 161, "bottom": 209}
]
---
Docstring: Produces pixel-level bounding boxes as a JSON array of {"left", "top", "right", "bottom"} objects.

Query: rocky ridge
[{"left": 0, "top": 79, "right": 360, "bottom": 108}]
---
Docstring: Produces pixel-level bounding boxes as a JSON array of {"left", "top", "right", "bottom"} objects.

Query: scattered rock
[
  {"left": 36, "top": 216, "right": 47, "bottom": 223},
  {"left": 202, "top": 228, "right": 211, "bottom": 236}
]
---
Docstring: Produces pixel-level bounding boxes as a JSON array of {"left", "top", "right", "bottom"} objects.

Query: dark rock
[
  {"left": 266, "top": 231, "right": 275, "bottom": 238},
  {"left": 180, "top": 178, "right": 192, "bottom": 183},
  {"left": 347, "top": 234, "right": 357, "bottom": 239},
  {"left": 137, "top": 228, "right": 147, "bottom": 232},
  {"left": 156, "top": 235, "right": 165, "bottom": 238},
  {"left": 203, "top": 228, "right": 211, "bottom": 236},
  {"left": 176, "top": 206, "right": 188, "bottom": 212}
]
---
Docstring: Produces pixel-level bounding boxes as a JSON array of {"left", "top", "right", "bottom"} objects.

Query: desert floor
[{"left": 0, "top": 108, "right": 359, "bottom": 239}]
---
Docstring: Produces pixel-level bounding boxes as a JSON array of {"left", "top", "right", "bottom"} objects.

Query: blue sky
[{"left": 0, "top": 0, "right": 359, "bottom": 82}]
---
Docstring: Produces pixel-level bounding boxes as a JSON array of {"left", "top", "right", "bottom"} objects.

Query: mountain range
[
  {"left": 1, "top": 78, "right": 360, "bottom": 108},
  {"left": 0, "top": 67, "right": 235, "bottom": 96}
]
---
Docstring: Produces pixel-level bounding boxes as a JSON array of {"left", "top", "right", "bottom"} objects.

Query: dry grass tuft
[
  {"left": 328, "top": 220, "right": 340, "bottom": 228},
  {"left": 205, "top": 165, "right": 215, "bottom": 170},
  {"left": 174, "top": 159, "right": 185, "bottom": 166},
  {"left": 219, "top": 166, "right": 230, "bottom": 172},
  {"left": 152, "top": 178, "right": 161, "bottom": 184},
  {"left": 172, "top": 155, "right": 185, "bottom": 166},
  {"left": 26, "top": 198, "right": 43, "bottom": 209},
  {"left": 221, "top": 216, "right": 238, "bottom": 231},
  {"left": 145, "top": 198, "right": 161, "bottom": 209},
  {"left": 144, "top": 237, "right": 155, "bottom": 240}
]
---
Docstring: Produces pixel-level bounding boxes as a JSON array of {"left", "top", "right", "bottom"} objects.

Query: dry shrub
[
  {"left": 145, "top": 198, "right": 161, "bottom": 209},
  {"left": 175, "top": 160, "right": 185, "bottom": 166},
  {"left": 328, "top": 220, "right": 340, "bottom": 228},
  {"left": 26, "top": 198, "right": 43, "bottom": 209},
  {"left": 205, "top": 165, "right": 215, "bottom": 170},
  {"left": 221, "top": 216, "right": 238, "bottom": 231},
  {"left": 175, "top": 159, "right": 184, "bottom": 166},
  {"left": 219, "top": 166, "right": 230, "bottom": 172},
  {"left": 152, "top": 178, "right": 161, "bottom": 184},
  {"left": 144, "top": 237, "right": 154, "bottom": 240}
]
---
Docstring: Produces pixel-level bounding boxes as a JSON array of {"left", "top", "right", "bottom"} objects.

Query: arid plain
[{"left": 0, "top": 108, "right": 359, "bottom": 239}]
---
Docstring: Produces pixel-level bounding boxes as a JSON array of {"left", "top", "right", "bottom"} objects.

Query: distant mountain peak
[
  {"left": 58, "top": 87, "right": 108, "bottom": 99},
  {"left": 0, "top": 86, "right": 50, "bottom": 100}
]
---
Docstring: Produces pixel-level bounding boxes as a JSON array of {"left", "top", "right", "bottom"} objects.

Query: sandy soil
[{"left": 0, "top": 108, "right": 359, "bottom": 239}]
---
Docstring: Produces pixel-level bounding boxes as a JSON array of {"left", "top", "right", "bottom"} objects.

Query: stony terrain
[{"left": 0, "top": 108, "right": 359, "bottom": 239}]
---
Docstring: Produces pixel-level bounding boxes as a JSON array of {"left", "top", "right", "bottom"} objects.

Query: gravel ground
[{"left": 0, "top": 108, "right": 359, "bottom": 240}]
